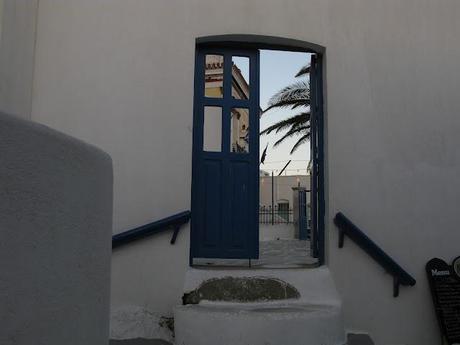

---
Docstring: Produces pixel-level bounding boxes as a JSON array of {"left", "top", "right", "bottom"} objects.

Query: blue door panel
[
  {"left": 202, "top": 159, "right": 222, "bottom": 247},
  {"left": 191, "top": 47, "right": 259, "bottom": 260},
  {"left": 229, "top": 161, "right": 250, "bottom": 248}
]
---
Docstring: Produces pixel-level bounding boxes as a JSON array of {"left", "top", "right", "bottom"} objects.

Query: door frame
[{"left": 191, "top": 35, "right": 326, "bottom": 265}]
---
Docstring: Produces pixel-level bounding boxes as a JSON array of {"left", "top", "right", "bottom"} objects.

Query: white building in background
[
  {"left": 1, "top": 1, "right": 460, "bottom": 345},
  {"left": 259, "top": 174, "right": 310, "bottom": 209}
]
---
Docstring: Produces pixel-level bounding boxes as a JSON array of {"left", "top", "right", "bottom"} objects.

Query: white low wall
[
  {"left": 110, "top": 225, "right": 190, "bottom": 340},
  {"left": 111, "top": 225, "right": 190, "bottom": 317},
  {"left": 0, "top": 112, "right": 113, "bottom": 345}
]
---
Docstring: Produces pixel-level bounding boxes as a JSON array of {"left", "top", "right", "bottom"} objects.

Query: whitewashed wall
[
  {"left": 0, "top": 0, "right": 4, "bottom": 39},
  {"left": 0, "top": 0, "right": 38, "bottom": 119},
  {"left": 13, "top": 1, "right": 460, "bottom": 344},
  {"left": 325, "top": 3, "right": 460, "bottom": 344},
  {"left": 0, "top": 112, "right": 113, "bottom": 345}
]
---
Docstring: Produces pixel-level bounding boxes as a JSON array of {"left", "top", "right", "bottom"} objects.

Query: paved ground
[
  {"left": 193, "top": 239, "right": 318, "bottom": 268},
  {"left": 110, "top": 339, "right": 172, "bottom": 345},
  {"left": 255, "top": 239, "right": 317, "bottom": 267}
]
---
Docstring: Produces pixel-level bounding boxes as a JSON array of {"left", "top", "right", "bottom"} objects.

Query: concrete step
[{"left": 174, "top": 267, "right": 346, "bottom": 345}]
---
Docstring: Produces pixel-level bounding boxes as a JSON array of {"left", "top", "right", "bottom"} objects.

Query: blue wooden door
[
  {"left": 309, "top": 54, "right": 325, "bottom": 263},
  {"left": 191, "top": 48, "right": 260, "bottom": 259}
]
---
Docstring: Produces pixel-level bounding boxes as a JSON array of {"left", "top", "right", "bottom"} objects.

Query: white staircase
[{"left": 174, "top": 267, "right": 346, "bottom": 345}]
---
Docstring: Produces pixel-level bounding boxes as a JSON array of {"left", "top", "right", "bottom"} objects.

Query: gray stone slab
[{"left": 182, "top": 276, "right": 300, "bottom": 304}]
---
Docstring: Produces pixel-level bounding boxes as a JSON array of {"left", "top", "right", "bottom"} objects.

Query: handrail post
[
  {"left": 170, "top": 225, "right": 181, "bottom": 244},
  {"left": 338, "top": 229, "right": 345, "bottom": 248},
  {"left": 393, "top": 276, "right": 400, "bottom": 298}
]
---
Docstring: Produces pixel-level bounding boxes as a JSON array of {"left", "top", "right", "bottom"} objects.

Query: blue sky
[{"left": 259, "top": 50, "right": 311, "bottom": 175}]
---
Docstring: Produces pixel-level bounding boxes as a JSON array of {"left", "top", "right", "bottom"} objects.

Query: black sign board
[{"left": 426, "top": 258, "right": 460, "bottom": 344}]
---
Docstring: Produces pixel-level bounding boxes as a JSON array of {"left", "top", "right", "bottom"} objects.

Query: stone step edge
[{"left": 182, "top": 299, "right": 342, "bottom": 310}]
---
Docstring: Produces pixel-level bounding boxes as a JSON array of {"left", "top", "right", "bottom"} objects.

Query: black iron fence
[{"left": 259, "top": 205, "right": 293, "bottom": 224}]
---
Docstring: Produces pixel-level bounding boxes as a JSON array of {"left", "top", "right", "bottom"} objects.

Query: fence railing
[{"left": 259, "top": 205, "right": 293, "bottom": 224}]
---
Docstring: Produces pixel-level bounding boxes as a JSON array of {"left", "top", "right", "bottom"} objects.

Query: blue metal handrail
[
  {"left": 112, "top": 210, "right": 191, "bottom": 249},
  {"left": 334, "top": 212, "right": 416, "bottom": 297}
]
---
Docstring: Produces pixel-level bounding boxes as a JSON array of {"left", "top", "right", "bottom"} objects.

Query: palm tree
[{"left": 260, "top": 64, "right": 311, "bottom": 154}]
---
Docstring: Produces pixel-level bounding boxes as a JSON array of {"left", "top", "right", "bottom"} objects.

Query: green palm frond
[
  {"left": 291, "top": 102, "right": 309, "bottom": 110},
  {"left": 263, "top": 99, "right": 309, "bottom": 114},
  {"left": 264, "top": 81, "right": 310, "bottom": 113},
  {"left": 274, "top": 125, "right": 310, "bottom": 147},
  {"left": 260, "top": 112, "right": 309, "bottom": 135},
  {"left": 295, "top": 64, "right": 311, "bottom": 78},
  {"left": 290, "top": 133, "right": 310, "bottom": 154}
]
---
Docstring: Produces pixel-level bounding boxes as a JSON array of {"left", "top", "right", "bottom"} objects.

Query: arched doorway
[{"left": 190, "top": 35, "right": 325, "bottom": 265}]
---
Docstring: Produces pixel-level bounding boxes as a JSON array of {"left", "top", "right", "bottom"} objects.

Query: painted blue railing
[
  {"left": 334, "top": 212, "right": 416, "bottom": 297},
  {"left": 112, "top": 211, "right": 191, "bottom": 249}
]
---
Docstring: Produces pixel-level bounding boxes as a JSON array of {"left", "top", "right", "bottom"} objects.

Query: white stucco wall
[
  {"left": 27, "top": 1, "right": 460, "bottom": 344},
  {"left": 325, "top": 3, "right": 460, "bottom": 344},
  {"left": 0, "top": 0, "right": 4, "bottom": 40},
  {"left": 0, "top": 0, "right": 38, "bottom": 119},
  {"left": 0, "top": 112, "right": 113, "bottom": 345}
]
